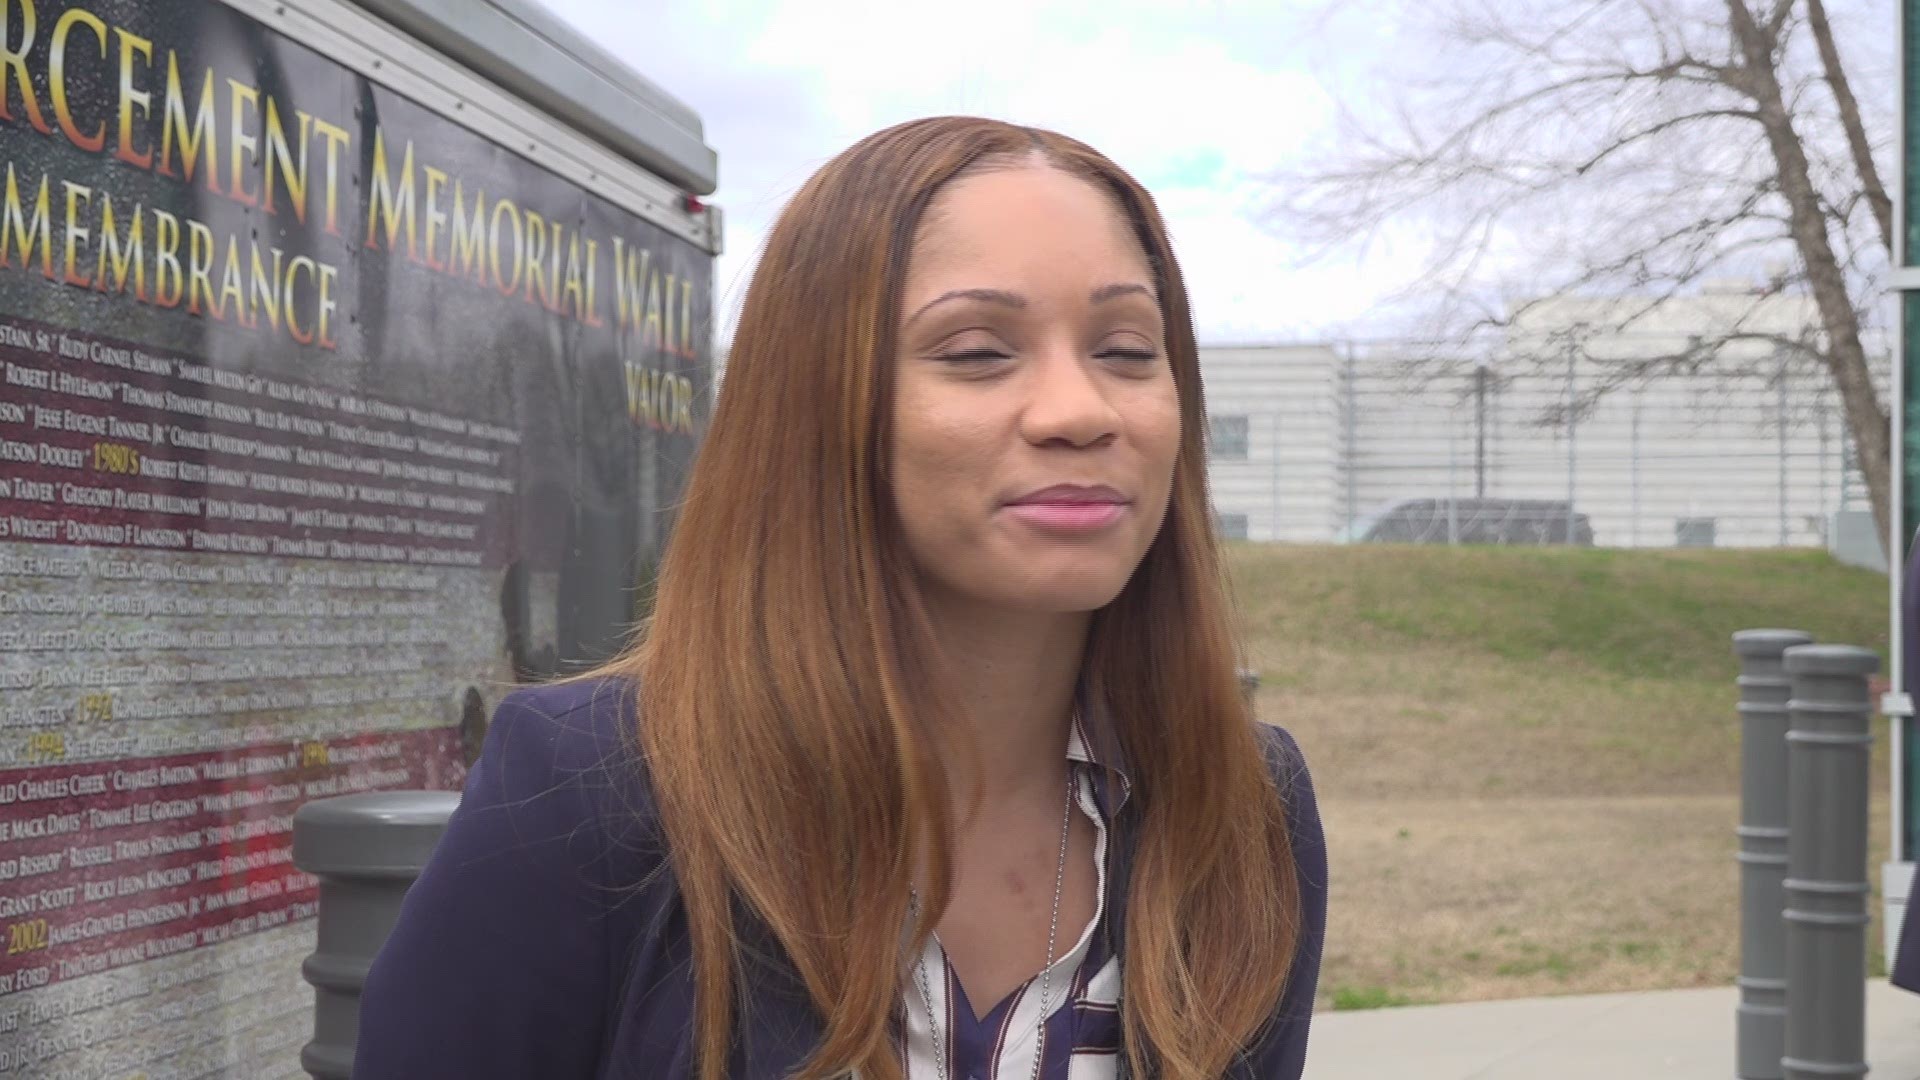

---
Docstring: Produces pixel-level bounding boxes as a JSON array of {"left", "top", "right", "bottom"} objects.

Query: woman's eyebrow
[
  {"left": 907, "top": 287, "right": 1026, "bottom": 327},
  {"left": 1090, "top": 282, "right": 1154, "bottom": 305},
  {"left": 906, "top": 282, "right": 1156, "bottom": 327}
]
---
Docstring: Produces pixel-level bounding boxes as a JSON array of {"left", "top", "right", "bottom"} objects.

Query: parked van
[{"left": 1338, "top": 498, "right": 1596, "bottom": 546}]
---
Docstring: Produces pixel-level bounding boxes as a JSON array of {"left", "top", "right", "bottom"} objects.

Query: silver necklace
[{"left": 909, "top": 770, "right": 1076, "bottom": 1080}]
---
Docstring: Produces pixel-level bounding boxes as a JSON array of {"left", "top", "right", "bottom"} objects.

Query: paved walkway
[{"left": 1307, "top": 980, "right": 1920, "bottom": 1079}]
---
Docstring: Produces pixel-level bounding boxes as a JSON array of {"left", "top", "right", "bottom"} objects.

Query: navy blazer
[
  {"left": 352, "top": 678, "right": 1327, "bottom": 1078},
  {"left": 1891, "top": 533, "right": 1920, "bottom": 994},
  {"left": 1898, "top": 885, "right": 1920, "bottom": 992}
]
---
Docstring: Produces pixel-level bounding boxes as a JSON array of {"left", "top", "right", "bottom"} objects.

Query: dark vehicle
[{"left": 1338, "top": 498, "right": 1596, "bottom": 546}]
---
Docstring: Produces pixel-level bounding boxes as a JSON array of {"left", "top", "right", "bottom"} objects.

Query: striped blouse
[{"left": 898, "top": 716, "right": 1128, "bottom": 1080}]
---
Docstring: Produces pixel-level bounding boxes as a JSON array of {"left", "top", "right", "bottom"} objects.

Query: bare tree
[{"left": 1273, "top": 0, "right": 1895, "bottom": 541}]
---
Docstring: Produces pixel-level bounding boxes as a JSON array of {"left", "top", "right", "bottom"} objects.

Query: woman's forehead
[{"left": 905, "top": 166, "right": 1151, "bottom": 285}]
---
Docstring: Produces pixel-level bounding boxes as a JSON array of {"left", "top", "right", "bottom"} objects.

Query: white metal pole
[
  {"left": 1566, "top": 343, "right": 1578, "bottom": 544},
  {"left": 1448, "top": 406, "right": 1460, "bottom": 545},
  {"left": 1632, "top": 389, "right": 1643, "bottom": 549},
  {"left": 1271, "top": 410, "right": 1282, "bottom": 542},
  {"left": 1819, "top": 405, "right": 1829, "bottom": 540},
  {"left": 1887, "top": 0, "right": 1909, "bottom": 879},
  {"left": 1345, "top": 344, "right": 1358, "bottom": 536},
  {"left": 1778, "top": 354, "right": 1789, "bottom": 547}
]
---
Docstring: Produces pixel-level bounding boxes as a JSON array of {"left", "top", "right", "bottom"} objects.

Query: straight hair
[{"left": 608, "top": 115, "right": 1302, "bottom": 1080}]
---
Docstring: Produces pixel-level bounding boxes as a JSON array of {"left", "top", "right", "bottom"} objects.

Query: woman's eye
[
  {"left": 935, "top": 349, "right": 1011, "bottom": 363},
  {"left": 1098, "top": 348, "right": 1158, "bottom": 362}
]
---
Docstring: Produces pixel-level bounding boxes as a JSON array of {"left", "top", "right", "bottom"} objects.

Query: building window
[
  {"left": 1216, "top": 513, "right": 1250, "bottom": 540},
  {"left": 1209, "top": 414, "right": 1249, "bottom": 460}
]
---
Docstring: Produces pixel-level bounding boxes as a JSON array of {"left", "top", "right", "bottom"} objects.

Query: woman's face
[{"left": 890, "top": 163, "right": 1181, "bottom": 619}]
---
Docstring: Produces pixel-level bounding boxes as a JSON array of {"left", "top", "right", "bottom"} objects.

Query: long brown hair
[{"left": 612, "top": 116, "right": 1301, "bottom": 1079}]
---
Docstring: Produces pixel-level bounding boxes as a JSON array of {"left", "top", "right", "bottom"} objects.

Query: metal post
[
  {"left": 294, "top": 791, "right": 461, "bottom": 1079},
  {"left": 1271, "top": 410, "right": 1282, "bottom": 542},
  {"left": 1842, "top": 436, "right": 1857, "bottom": 512},
  {"left": 1781, "top": 645, "right": 1879, "bottom": 1080},
  {"left": 1778, "top": 356, "right": 1790, "bottom": 547},
  {"left": 1894, "top": 0, "right": 1913, "bottom": 877},
  {"left": 1631, "top": 389, "right": 1643, "bottom": 549},
  {"left": 1447, "top": 405, "right": 1460, "bottom": 545},
  {"left": 1565, "top": 342, "right": 1577, "bottom": 545},
  {"left": 1735, "top": 629, "right": 1813, "bottom": 1080},
  {"left": 1344, "top": 344, "right": 1357, "bottom": 536},
  {"left": 1818, "top": 406, "right": 1829, "bottom": 543},
  {"left": 1475, "top": 360, "right": 1489, "bottom": 499}
]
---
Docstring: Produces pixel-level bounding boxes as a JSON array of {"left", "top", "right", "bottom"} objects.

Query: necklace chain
[{"left": 910, "top": 770, "right": 1077, "bottom": 1080}]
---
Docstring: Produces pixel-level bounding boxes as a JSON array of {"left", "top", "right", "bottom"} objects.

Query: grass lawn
[{"left": 1225, "top": 543, "right": 1891, "bottom": 1010}]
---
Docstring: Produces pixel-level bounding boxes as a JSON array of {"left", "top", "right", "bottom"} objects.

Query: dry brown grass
[
  {"left": 1314, "top": 793, "right": 1889, "bottom": 1007},
  {"left": 1225, "top": 543, "right": 1892, "bottom": 1010}
]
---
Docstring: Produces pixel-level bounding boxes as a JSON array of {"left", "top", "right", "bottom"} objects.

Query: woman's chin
[{"left": 974, "top": 576, "right": 1133, "bottom": 617}]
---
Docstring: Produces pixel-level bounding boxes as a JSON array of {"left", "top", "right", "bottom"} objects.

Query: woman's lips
[{"left": 1003, "top": 501, "right": 1128, "bottom": 532}]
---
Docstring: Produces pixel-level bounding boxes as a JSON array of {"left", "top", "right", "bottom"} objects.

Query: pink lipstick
[{"left": 1004, "top": 485, "right": 1130, "bottom": 533}]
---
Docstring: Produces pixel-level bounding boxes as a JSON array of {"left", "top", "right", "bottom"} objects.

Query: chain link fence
[{"left": 1200, "top": 341, "right": 1884, "bottom": 553}]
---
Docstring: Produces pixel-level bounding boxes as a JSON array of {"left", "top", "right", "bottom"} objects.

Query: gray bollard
[
  {"left": 1781, "top": 645, "right": 1878, "bottom": 1080},
  {"left": 294, "top": 791, "right": 460, "bottom": 1079},
  {"left": 1735, "top": 629, "right": 1813, "bottom": 1080}
]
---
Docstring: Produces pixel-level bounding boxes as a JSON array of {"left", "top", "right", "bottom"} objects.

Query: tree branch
[
  {"left": 1572, "top": 109, "right": 1763, "bottom": 176},
  {"left": 1265, "top": 0, "right": 1889, "bottom": 534},
  {"left": 1763, "top": 0, "right": 1798, "bottom": 43},
  {"left": 1804, "top": 0, "right": 1893, "bottom": 250}
]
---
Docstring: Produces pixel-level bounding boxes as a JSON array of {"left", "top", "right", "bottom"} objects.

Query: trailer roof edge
[{"left": 348, "top": 0, "right": 719, "bottom": 195}]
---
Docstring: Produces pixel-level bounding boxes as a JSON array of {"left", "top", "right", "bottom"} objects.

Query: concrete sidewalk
[{"left": 1307, "top": 980, "right": 1920, "bottom": 1079}]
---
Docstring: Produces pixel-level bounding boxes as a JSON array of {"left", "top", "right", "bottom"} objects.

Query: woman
[
  {"left": 353, "top": 116, "right": 1326, "bottom": 1080},
  {"left": 1890, "top": 531, "right": 1920, "bottom": 994}
]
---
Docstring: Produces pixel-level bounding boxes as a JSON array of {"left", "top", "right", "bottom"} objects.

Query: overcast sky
[{"left": 539, "top": 0, "right": 1416, "bottom": 347}]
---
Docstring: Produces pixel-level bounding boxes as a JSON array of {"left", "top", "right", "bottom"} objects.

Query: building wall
[
  {"left": 1196, "top": 345, "right": 1346, "bottom": 542},
  {"left": 1199, "top": 288, "right": 1886, "bottom": 548}
]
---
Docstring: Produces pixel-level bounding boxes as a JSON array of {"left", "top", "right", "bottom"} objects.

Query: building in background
[
  {"left": 1201, "top": 281, "right": 1887, "bottom": 562},
  {"left": 1197, "top": 344, "right": 1348, "bottom": 545}
]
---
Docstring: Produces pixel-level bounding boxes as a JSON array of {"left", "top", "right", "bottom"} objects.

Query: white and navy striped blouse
[{"left": 898, "top": 715, "right": 1131, "bottom": 1080}]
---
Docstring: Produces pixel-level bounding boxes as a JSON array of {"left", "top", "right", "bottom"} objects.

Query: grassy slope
[{"left": 1225, "top": 544, "right": 1891, "bottom": 1006}]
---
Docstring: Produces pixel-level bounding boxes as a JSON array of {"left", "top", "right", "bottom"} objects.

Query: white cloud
[{"left": 537, "top": 0, "right": 1401, "bottom": 344}]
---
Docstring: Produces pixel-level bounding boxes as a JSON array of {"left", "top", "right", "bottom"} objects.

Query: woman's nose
[{"left": 1019, "top": 351, "right": 1122, "bottom": 449}]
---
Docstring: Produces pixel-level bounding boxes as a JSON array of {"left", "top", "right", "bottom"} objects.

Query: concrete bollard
[
  {"left": 1781, "top": 645, "right": 1878, "bottom": 1080},
  {"left": 1734, "top": 629, "right": 1812, "bottom": 1080},
  {"left": 294, "top": 791, "right": 460, "bottom": 1079}
]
